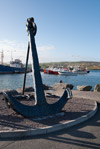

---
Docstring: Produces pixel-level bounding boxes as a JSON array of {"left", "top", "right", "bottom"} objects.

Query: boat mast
[{"left": 0, "top": 50, "right": 4, "bottom": 64}]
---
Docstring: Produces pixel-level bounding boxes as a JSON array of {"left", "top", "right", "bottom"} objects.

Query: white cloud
[
  {"left": 0, "top": 40, "right": 56, "bottom": 64},
  {"left": 0, "top": 40, "right": 27, "bottom": 64},
  {"left": 37, "top": 45, "right": 56, "bottom": 63},
  {"left": 1, "top": 39, "right": 96, "bottom": 64},
  {"left": 38, "top": 45, "right": 55, "bottom": 51},
  {"left": 69, "top": 54, "right": 98, "bottom": 61}
]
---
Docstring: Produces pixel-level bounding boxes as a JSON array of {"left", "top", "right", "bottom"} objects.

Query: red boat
[
  {"left": 43, "top": 69, "right": 48, "bottom": 74},
  {"left": 43, "top": 69, "right": 59, "bottom": 75}
]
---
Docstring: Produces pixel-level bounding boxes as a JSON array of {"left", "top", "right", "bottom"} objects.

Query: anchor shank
[{"left": 28, "top": 28, "right": 46, "bottom": 105}]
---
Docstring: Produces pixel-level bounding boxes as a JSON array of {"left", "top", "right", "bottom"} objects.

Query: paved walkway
[
  {"left": 0, "top": 90, "right": 100, "bottom": 149},
  {"left": 48, "top": 89, "right": 100, "bottom": 103},
  {"left": 72, "top": 90, "right": 100, "bottom": 103},
  {"left": 0, "top": 104, "right": 100, "bottom": 149}
]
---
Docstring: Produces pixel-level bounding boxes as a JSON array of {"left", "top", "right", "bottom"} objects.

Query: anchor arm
[{"left": 3, "top": 89, "right": 69, "bottom": 118}]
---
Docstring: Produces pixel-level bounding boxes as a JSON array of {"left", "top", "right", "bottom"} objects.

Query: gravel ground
[{"left": 0, "top": 93, "right": 95, "bottom": 131}]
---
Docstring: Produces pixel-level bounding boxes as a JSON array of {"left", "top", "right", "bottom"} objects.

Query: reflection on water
[{"left": 0, "top": 70, "right": 100, "bottom": 90}]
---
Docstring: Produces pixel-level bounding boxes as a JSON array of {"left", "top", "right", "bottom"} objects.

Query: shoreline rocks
[
  {"left": 2, "top": 83, "right": 100, "bottom": 94},
  {"left": 77, "top": 85, "right": 92, "bottom": 91},
  {"left": 52, "top": 83, "right": 74, "bottom": 90},
  {"left": 94, "top": 84, "right": 100, "bottom": 92}
]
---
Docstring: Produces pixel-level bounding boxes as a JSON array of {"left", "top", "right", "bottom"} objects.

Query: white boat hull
[
  {"left": 58, "top": 71, "right": 77, "bottom": 76},
  {"left": 73, "top": 71, "right": 90, "bottom": 74}
]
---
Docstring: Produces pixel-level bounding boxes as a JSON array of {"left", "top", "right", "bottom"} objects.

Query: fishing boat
[
  {"left": 43, "top": 65, "right": 90, "bottom": 76},
  {"left": 0, "top": 59, "right": 31, "bottom": 74},
  {"left": 0, "top": 51, "right": 31, "bottom": 74},
  {"left": 58, "top": 69, "right": 77, "bottom": 76},
  {"left": 43, "top": 67, "right": 59, "bottom": 75},
  {"left": 72, "top": 66, "right": 90, "bottom": 74},
  {"left": 43, "top": 69, "right": 59, "bottom": 75}
]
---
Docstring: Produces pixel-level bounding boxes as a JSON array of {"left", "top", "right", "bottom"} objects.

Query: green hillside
[{"left": 40, "top": 61, "right": 100, "bottom": 70}]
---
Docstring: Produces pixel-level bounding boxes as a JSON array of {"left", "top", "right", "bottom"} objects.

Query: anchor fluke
[{"left": 3, "top": 89, "right": 71, "bottom": 118}]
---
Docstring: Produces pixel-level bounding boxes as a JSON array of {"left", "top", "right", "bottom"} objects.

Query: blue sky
[{"left": 0, "top": 0, "right": 100, "bottom": 63}]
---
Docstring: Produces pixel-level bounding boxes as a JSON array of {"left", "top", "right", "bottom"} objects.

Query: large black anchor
[{"left": 3, "top": 18, "right": 72, "bottom": 118}]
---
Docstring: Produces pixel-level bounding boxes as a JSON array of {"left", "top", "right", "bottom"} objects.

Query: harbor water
[{"left": 0, "top": 70, "right": 100, "bottom": 91}]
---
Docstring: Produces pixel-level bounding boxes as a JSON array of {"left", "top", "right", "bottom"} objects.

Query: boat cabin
[{"left": 10, "top": 59, "right": 23, "bottom": 68}]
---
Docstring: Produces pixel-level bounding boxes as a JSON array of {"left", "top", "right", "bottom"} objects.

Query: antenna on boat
[
  {"left": 11, "top": 51, "right": 13, "bottom": 61},
  {"left": 0, "top": 50, "right": 4, "bottom": 64}
]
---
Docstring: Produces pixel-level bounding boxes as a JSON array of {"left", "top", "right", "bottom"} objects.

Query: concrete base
[{"left": 0, "top": 92, "right": 97, "bottom": 138}]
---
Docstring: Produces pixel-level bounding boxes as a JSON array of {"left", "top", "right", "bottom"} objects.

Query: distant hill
[{"left": 40, "top": 61, "right": 100, "bottom": 70}]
